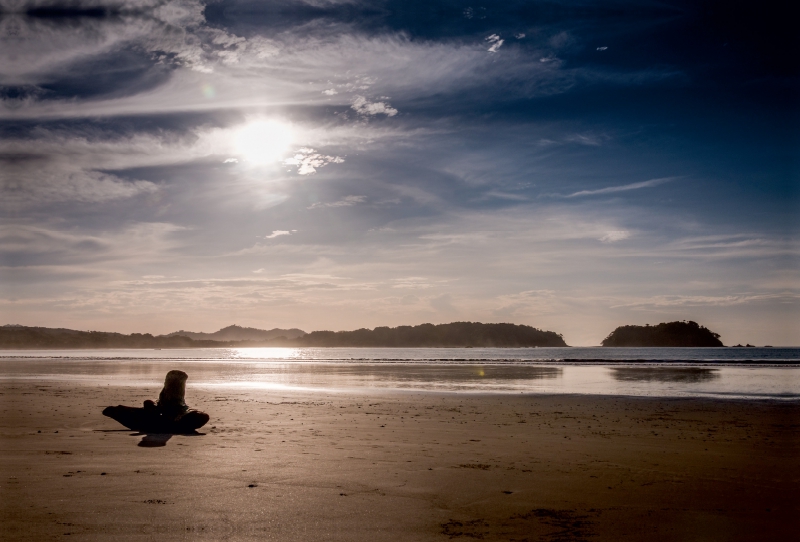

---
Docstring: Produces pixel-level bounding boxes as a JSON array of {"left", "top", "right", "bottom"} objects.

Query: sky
[{"left": 1, "top": 0, "right": 797, "bottom": 346}]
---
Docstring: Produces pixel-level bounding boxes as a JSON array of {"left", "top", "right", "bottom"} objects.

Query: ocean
[{"left": 2, "top": 347, "right": 798, "bottom": 400}]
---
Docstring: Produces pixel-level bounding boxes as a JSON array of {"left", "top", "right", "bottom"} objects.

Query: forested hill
[
  {"left": 601, "top": 321, "right": 723, "bottom": 347},
  {"left": 287, "top": 322, "right": 567, "bottom": 347},
  {"left": 165, "top": 324, "right": 306, "bottom": 342},
  {"left": 0, "top": 325, "right": 226, "bottom": 349},
  {"left": 1, "top": 322, "right": 567, "bottom": 348}
]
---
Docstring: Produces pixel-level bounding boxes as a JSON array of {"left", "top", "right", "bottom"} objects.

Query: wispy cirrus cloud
[
  {"left": 308, "top": 196, "right": 366, "bottom": 209},
  {"left": 0, "top": 222, "right": 185, "bottom": 271},
  {"left": 263, "top": 230, "right": 295, "bottom": 239},
  {"left": 565, "top": 177, "right": 677, "bottom": 198},
  {"left": 612, "top": 293, "right": 800, "bottom": 309},
  {"left": 1, "top": 158, "right": 157, "bottom": 208},
  {"left": 599, "top": 230, "right": 630, "bottom": 243}
]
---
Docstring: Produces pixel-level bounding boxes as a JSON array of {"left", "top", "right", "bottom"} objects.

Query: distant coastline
[
  {"left": 3, "top": 320, "right": 768, "bottom": 350},
  {"left": 0, "top": 322, "right": 566, "bottom": 349},
  {"left": 0, "top": 326, "right": 233, "bottom": 350}
]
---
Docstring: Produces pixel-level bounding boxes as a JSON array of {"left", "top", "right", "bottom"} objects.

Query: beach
[{"left": 2, "top": 380, "right": 797, "bottom": 541}]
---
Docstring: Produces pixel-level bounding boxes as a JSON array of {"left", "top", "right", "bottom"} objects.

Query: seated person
[{"left": 103, "top": 370, "right": 210, "bottom": 433}]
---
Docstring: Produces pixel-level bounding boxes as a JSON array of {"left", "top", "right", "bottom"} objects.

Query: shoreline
[{"left": 2, "top": 346, "right": 800, "bottom": 350}]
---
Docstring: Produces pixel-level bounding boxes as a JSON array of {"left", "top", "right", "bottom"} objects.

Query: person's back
[
  {"left": 102, "top": 370, "right": 209, "bottom": 432},
  {"left": 158, "top": 370, "right": 190, "bottom": 420}
]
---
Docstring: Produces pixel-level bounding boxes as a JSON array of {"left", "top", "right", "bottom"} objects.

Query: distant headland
[
  {"left": 164, "top": 325, "right": 306, "bottom": 342},
  {"left": 0, "top": 325, "right": 234, "bottom": 350},
  {"left": 0, "top": 322, "right": 566, "bottom": 349},
  {"left": 281, "top": 322, "right": 567, "bottom": 348},
  {"left": 601, "top": 321, "right": 724, "bottom": 347}
]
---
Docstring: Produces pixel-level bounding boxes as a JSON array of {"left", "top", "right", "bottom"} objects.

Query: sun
[{"left": 233, "top": 120, "right": 294, "bottom": 165}]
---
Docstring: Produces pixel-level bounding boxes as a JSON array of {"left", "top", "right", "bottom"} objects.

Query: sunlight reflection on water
[{"left": 231, "top": 348, "right": 303, "bottom": 359}]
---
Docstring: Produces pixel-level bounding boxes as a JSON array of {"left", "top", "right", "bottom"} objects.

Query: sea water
[{"left": 1, "top": 347, "right": 798, "bottom": 400}]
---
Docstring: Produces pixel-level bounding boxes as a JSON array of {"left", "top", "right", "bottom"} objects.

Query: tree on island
[{"left": 601, "top": 321, "right": 723, "bottom": 347}]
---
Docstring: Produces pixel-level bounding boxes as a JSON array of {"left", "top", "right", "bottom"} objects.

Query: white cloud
[
  {"left": 9, "top": 25, "right": 618, "bottom": 121},
  {"left": 308, "top": 195, "right": 366, "bottom": 209},
  {"left": 566, "top": 177, "right": 676, "bottom": 198},
  {"left": 322, "top": 89, "right": 338, "bottom": 95},
  {"left": 515, "top": 33, "right": 526, "bottom": 39},
  {"left": 597, "top": 46, "right": 608, "bottom": 51},
  {"left": 599, "top": 230, "right": 630, "bottom": 243},
  {"left": 486, "top": 34, "right": 504, "bottom": 53},
  {"left": 351, "top": 95, "right": 398, "bottom": 117},
  {"left": 284, "top": 148, "right": 345, "bottom": 175},
  {"left": 264, "top": 230, "right": 292, "bottom": 239}
]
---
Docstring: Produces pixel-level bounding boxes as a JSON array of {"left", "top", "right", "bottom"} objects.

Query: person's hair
[{"left": 158, "top": 370, "right": 188, "bottom": 408}]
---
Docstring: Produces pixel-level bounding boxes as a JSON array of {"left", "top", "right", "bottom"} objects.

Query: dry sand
[{"left": 2, "top": 381, "right": 798, "bottom": 541}]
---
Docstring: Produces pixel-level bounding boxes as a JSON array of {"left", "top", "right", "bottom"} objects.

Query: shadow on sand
[
  {"left": 135, "top": 431, "right": 205, "bottom": 447},
  {"left": 138, "top": 433, "right": 174, "bottom": 447},
  {"left": 95, "top": 429, "right": 205, "bottom": 447}
]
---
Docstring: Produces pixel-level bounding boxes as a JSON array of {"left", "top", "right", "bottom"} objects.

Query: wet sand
[{"left": 2, "top": 382, "right": 797, "bottom": 541}]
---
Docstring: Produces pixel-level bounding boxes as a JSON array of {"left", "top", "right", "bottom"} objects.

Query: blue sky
[{"left": 1, "top": 0, "right": 797, "bottom": 345}]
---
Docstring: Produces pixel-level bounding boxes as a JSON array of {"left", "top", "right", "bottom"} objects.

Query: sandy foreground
[{"left": 1, "top": 381, "right": 798, "bottom": 541}]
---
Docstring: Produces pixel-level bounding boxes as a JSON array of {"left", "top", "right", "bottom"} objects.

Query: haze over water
[{"left": 3, "top": 348, "right": 798, "bottom": 400}]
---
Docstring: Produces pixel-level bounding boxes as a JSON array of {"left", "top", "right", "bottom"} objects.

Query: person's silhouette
[{"left": 102, "top": 370, "right": 210, "bottom": 433}]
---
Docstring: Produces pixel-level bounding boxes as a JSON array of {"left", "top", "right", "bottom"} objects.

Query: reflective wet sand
[{"left": 2, "top": 355, "right": 797, "bottom": 399}]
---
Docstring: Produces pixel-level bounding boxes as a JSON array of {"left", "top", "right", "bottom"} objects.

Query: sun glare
[{"left": 233, "top": 120, "right": 294, "bottom": 165}]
